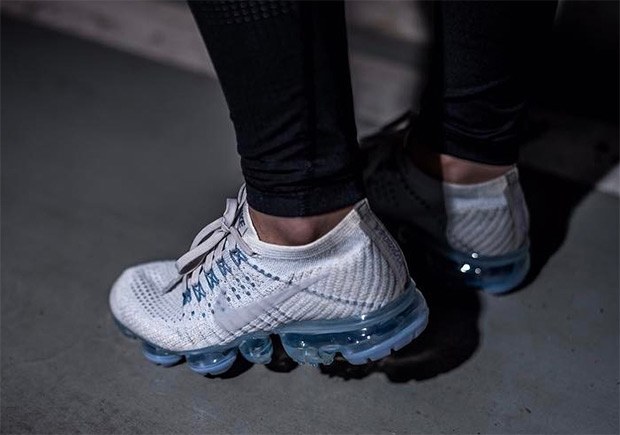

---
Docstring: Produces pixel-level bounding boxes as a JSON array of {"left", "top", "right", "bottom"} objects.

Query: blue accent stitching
[
  {"left": 182, "top": 288, "right": 192, "bottom": 306},
  {"left": 247, "top": 262, "right": 280, "bottom": 281},
  {"left": 192, "top": 283, "right": 206, "bottom": 303},
  {"left": 205, "top": 269, "right": 220, "bottom": 289},
  {"left": 229, "top": 248, "right": 248, "bottom": 267},
  {"left": 216, "top": 259, "right": 233, "bottom": 277}
]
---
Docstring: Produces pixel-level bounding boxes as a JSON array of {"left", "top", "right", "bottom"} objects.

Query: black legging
[{"left": 188, "top": 0, "right": 557, "bottom": 217}]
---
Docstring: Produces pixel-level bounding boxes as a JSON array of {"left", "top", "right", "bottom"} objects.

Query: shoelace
[{"left": 163, "top": 185, "right": 255, "bottom": 294}]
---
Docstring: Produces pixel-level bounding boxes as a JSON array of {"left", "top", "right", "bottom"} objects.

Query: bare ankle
[
  {"left": 249, "top": 205, "right": 354, "bottom": 246},
  {"left": 408, "top": 141, "right": 512, "bottom": 184}
]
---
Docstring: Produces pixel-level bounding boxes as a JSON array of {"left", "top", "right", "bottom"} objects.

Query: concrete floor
[{"left": 2, "top": 17, "right": 618, "bottom": 434}]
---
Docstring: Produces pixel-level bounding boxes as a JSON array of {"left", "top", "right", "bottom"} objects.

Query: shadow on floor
[
  {"left": 317, "top": 285, "right": 480, "bottom": 383},
  {"left": 518, "top": 166, "right": 593, "bottom": 287},
  {"left": 205, "top": 122, "right": 613, "bottom": 383},
  {"left": 311, "top": 165, "right": 600, "bottom": 382}
]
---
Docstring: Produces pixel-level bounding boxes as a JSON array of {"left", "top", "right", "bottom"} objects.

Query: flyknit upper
[
  {"left": 364, "top": 142, "right": 530, "bottom": 257},
  {"left": 109, "top": 195, "right": 410, "bottom": 352}
]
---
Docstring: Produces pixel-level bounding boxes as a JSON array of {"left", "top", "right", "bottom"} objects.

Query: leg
[
  {"left": 364, "top": 1, "right": 557, "bottom": 293},
  {"left": 188, "top": 1, "right": 364, "bottom": 244},
  {"left": 414, "top": 0, "right": 558, "bottom": 182},
  {"left": 109, "top": 1, "right": 429, "bottom": 375},
  {"left": 188, "top": 1, "right": 363, "bottom": 215}
]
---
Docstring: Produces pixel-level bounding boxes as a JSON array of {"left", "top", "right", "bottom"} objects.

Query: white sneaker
[
  {"left": 363, "top": 128, "right": 530, "bottom": 294},
  {"left": 110, "top": 186, "right": 428, "bottom": 375}
]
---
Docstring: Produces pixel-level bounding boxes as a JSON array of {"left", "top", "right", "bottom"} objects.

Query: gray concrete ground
[{"left": 2, "top": 17, "right": 619, "bottom": 434}]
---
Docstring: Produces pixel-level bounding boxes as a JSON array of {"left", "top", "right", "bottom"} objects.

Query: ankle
[
  {"left": 249, "top": 205, "right": 354, "bottom": 246},
  {"left": 408, "top": 141, "right": 513, "bottom": 184}
]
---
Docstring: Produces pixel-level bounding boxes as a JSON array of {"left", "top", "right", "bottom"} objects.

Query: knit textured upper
[
  {"left": 364, "top": 142, "right": 529, "bottom": 257},
  {"left": 109, "top": 190, "right": 410, "bottom": 352}
]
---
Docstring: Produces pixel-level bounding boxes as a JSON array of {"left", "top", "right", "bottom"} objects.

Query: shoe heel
[
  {"left": 279, "top": 282, "right": 428, "bottom": 366},
  {"left": 239, "top": 336, "right": 273, "bottom": 364}
]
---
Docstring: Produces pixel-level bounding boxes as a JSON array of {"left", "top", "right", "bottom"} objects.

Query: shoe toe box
[{"left": 109, "top": 260, "right": 178, "bottom": 338}]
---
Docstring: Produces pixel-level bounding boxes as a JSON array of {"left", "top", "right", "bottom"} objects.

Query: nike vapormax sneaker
[
  {"left": 110, "top": 186, "right": 428, "bottom": 375},
  {"left": 363, "top": 126, "right": 530, "bottom": 294}
]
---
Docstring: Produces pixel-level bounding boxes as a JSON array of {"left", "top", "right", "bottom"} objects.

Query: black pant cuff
[
  {"left": 245, "top": 178, "right": 365, "bottom": 217},
  {"left": 436, "top": 135, "right": 520, "bottom": 166}
]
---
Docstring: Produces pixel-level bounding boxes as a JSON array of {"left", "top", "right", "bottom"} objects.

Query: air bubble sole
[
  {"left": 114, "top": 280, "right": 428, "bottom": 376},
  {"left": 434, "top": 243, "right": 530, "bottom": 294},
  {"left": 396, "top": 224, "right": 530, "bottom": 294},
  {"left": 417, "top": 241, "right": 530, "bottom": 294}
]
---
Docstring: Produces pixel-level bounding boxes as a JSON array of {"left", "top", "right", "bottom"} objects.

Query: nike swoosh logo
[{"left": 213, "top": 274, "right": 325, "bottom": 334}]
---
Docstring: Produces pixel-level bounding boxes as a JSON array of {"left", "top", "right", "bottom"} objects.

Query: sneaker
[
  {"left": 109, "top": 186, "right": 429, "bottom": 375},
  {"left": 362, "top": 123, "right": 530, "bottom": 294}
]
